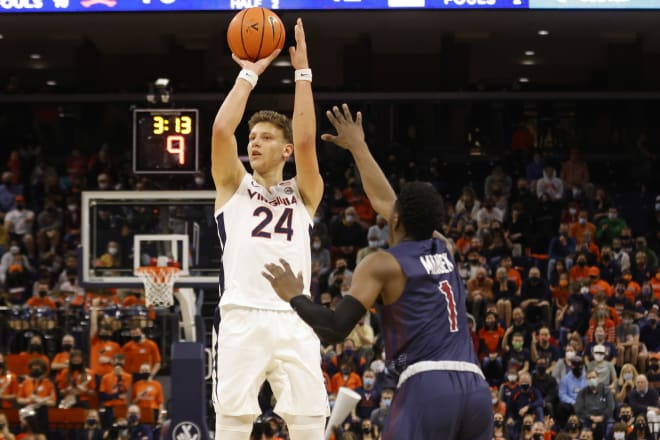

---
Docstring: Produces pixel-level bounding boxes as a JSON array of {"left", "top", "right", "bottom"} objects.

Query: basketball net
[{"left": 135, "top": 264, "right": 182, "bottom": 308}]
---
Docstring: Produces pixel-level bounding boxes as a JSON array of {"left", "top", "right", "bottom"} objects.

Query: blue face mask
[
  {"left": 364, "top": 378, "right": 374, "bottom": 387},
  {"left": 382, "top": 398, "right": 392, "bottom": 408}
]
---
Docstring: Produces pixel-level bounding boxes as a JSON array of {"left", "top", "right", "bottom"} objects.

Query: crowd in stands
[{"left": 0, "top": 108, "right": 659, "bottom": 440}]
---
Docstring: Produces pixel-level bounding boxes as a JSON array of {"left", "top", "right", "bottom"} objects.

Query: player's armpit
[{"left": 290, "top": 295, "right": 366, "bottom": 344}]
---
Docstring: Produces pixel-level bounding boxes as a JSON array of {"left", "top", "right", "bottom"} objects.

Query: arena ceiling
[{"left": 1, "top": 10, "right": 660, "bottom": 91}]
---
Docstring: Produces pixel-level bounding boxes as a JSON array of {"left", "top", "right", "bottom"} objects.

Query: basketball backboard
[{"left": 80, "top": 190, "right": 219, "bottom": 289}]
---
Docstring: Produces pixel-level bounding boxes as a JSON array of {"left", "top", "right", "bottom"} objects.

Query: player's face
[{"left": 247, "top": 122, "right": 292, "bottom": 174}]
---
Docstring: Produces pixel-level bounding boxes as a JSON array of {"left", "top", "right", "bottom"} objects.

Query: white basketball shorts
[{"left": 211, "top": 305, "right": 330, "bottom": 418}]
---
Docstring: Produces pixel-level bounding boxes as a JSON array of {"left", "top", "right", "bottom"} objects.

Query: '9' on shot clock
[{"left": 133, "top": 108, "right": 199, "bottom": 174}]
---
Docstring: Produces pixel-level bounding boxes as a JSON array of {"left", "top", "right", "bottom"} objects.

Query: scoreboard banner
[{"left": 3, "top": 0, "right": 660, "bottom": 12}]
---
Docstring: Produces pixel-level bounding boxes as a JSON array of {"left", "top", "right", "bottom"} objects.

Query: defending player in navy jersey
[
  {"left": 262, "top": 105, "right": 493, "bottom": 440},
  {"left": 211, "top": 19, "right": 328, "bottom": 440}
]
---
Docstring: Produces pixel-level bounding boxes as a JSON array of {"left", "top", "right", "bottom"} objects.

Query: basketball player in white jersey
[{"left": 210, "top": 18, "right": 327, "bottom": 440}]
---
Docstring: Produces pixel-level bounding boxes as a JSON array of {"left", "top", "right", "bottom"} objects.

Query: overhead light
[
  {"left": 519, "top": 77, "right": 530, "bottom": 83},
  {"left": 273, "top": 59, "right": 291, "bottom": 67},
  {"left": 537, "top": 30, "right": 549, "bottom": 36},
  {"left": 281, "top": 78, "right": 292, "bottom": 84},
  {"left": 524, "top": 50, "right": 535, "bottom": 56},
  {"left": 521, "top": 60, "right": 536, "bottom": 66},
  {"left": 46, "top": 80, "right": 57, "bottom": 86},
  {"left": 29, "top": 53, "right": 42, "bottom": 60}
]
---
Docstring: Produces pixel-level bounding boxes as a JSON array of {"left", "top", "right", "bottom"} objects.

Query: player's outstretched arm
[
  {"left": 262, "top": 253, "right": 393, "bottom": 343},
  {"left": 211, "top": 49, "right": 281, "bottom": 197},
  {"left": 321, "top": 104, "right": 396, "bottom": 220},
  {"left": 290, "top": 18, "right": 323, "bottom": 213}
]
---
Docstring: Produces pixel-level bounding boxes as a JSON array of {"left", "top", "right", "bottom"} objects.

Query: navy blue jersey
[{"left": 380, "top": 238, "right": 479, "bottom": 374}]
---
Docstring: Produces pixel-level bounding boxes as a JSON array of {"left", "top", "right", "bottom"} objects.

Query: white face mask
[
  {"left": 578, "top": 218, "right": 586, "bottom": 225},
  {"left": 507, "top": 374, "right": 517, "bottom": 383},
  {"left": 368, "top": 240, "right": 379, "bottom": 248},
  {"left": 108, "top": 247, "right": 118, "bottom": 255},
  {"left": 613, "top": 433, "right": 625, "bottom": 440},
  {"left": 10, "top": 246, "right": 19, "bottom": 254},
  {"left": 312, "top": 242, "right": 321, "bottom": 251},
  {"left": 566, "top": 351, "right": 576, "bottom": 360},
  {"left": 594, "top": 354, "right": 605, "bottom": 362},
  {"left": 98, "top": 183, "right": 109, "bottom": 190}
]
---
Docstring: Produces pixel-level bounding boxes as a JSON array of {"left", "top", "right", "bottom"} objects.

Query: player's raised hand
[
  {"left": 289, "top": 17, "right": 309, "bottom": 70},
  {"left": 262, "top": 258, "right": 304, "bottom": 302},
  {"left": 231, "top": 48, "right": 282, "bottom": 76},
  {"left": 321, "top": 104, "right": 366, "bottom": 152}
]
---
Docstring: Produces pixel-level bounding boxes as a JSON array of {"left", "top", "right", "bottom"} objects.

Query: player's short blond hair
[{"left": 248, "top": 110, "right": 293, "bottom": 144}]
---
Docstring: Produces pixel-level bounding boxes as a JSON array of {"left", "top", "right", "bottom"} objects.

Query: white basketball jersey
[{"left": 215, "top": 174, "right": 312, "bottom": 311}]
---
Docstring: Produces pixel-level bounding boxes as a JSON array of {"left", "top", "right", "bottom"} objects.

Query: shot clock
[{"left": 133, "top": 108, "right": 199, "bottom": 174}]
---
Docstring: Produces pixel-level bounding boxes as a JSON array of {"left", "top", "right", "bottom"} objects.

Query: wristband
[
  {"left": 294, "top": 68, "right": 312, "bottom": 82},
  {"left": 237, "top": 69, "right": 258, "bottom": 89}
]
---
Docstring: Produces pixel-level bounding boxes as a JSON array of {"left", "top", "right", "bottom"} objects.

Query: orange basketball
[{"left": 227, "top": 7, "right": 285, "bottom": 62}]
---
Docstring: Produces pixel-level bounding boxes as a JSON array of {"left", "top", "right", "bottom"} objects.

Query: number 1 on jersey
[{"left": 438, "top": 280, "right": 459, "bottom": 333}]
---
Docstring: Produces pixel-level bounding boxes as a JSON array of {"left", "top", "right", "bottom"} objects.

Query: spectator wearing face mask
[
  {"left": 369, "top": 387, "right": 393, "bottom": 434},
  {"left": 367, "top": 214, "right": 388, "bottom": 249},
  {"left": 310, "top": 234, "right": 331, "bottom": 289},
  {"left": 4, "top": 195, "right": 34, "bottom": 242},
  {"left": 515, "top": 414, "right": 536, "bottom": 440},
  {"left": 25, "top": 280, "right": 56, "bottom": 310},
  {"left": 533, "top": 356, "right": 559, "bottom": 414},
  {"left": 616, "top": 310, "right": 645, "bottom": 370},
  {"left": 89, "top": 304, "right": 121, "bottom": 385},
  {"left": 55, "top": 349, "right": 95, "bottom": 409},
  {"left": 575, "top": 369, "right": 614, "bottom": 439},
  {"left": 492, "top": 410, "right": 509, "bottom": 440},
  {"left": 587, "top": 344, "right": 616, "bottom": 390},
  {"left": 615, "top": 364, "right": 639, "bottom": 403},
  {"left": 74, "top": 409, "right": 102, "bottom": 440},
  {"left": 17, "top": 359, "right": 56, "bottom": 409},
  {"left": 98, "top": 354, "right": 132, "bottom": 430},
  {"left": 467, "top": 267, "right": 494, "bottom": 325},
  {"left": 633, "top": 252, "right": 655, "bottom": 286},
  {"left": 330, "top": 207, "right": 367, "bottom": 269},
  {"left": 588, "top": 267, "right": 613, "bottom": 297},
  {"left": 596, "top": 207, "right": 627, "bottom": 247},
  {"left": 126, "top": 404, "right": 153, "bottom": 440},
  {"left": 569, "top": 211, "right": 596, "bottom": 248},
  {"left": 629, "top": 414, "right": 653, "bottom": 440},
  {"left": 329, "top": 359, "right": 362, "bottom": 394},
  {"left": 570, "top": 253, "right": 592, "bottom": 283},
  {"left": 558, "top": 357, "right": 587, "bottom": 427},
  {"left": 51, "top": 334, "right": 76, "bottom": 373},
  {"left": 356, "top": 230, "right": 382, "bottom": 266},
  {"left": 0, "top": 241, "right": 34, "bottom": 290},
  {"left": 18, "top": 336, "right": 50, "bottom": 376},
  {"left": 563, "top": 415, "right": 582, "bottom": 439},
  {"left": 121, "top": 327, "right": 161, "bottom": 381},
  {"left": 585, "top": 328, "right": 618, "bottom": 364},
  {"left": 94, "top": 241, "right": 121, "bottom": 268},
  {"left": 0, "top": 353, "right": 19, "bottom": 411},
  {"left": 507, "top": 371, "right": 544, "bottom": 438},
  {"left": 608, "top": 279, "right": 635, "bottom": 317},
  {"left": 479, "top": 311, "right": 506, "bottom": 385},
  {"left": 520, "top": 267, "right": 552, "bottom": 327},
  {"left": 355, "top": 369, "right": 380, "bottom": 420},
  {"left": 499, "top": 369, "right": 520, "bottom": 405},
  {"left": 616, "top": 404, "right": 635, "bottom": 433}
]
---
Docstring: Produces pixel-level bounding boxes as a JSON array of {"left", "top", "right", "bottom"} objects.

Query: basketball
[{"left": 227, "top": 7, "right": 285, "bottom": 62}]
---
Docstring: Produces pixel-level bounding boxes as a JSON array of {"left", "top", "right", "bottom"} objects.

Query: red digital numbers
[{"left": 166, "top": 135, "right": 186, "bottom": 165}]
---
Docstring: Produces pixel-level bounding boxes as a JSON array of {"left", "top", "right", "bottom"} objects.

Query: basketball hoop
[{"left": 135, "top": 266, "right": 182, "bottom": 308}]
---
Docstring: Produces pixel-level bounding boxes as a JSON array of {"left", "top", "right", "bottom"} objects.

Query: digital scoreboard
[{"left": 133, "top": 108, "right": 199, "bottom": 174}]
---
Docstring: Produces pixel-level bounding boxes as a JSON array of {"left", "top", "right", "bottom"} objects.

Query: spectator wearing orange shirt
[
  {"left": 89, "top": 305, "right": 121, "bottom": 383},
  {"left": 467, "top": 267, "right": 494, "bottom": 325},
  {"left": 131, "top": 363, "right": 164, "bottom": 423},
  {"left": 479, "top": 311, "right": 505, "bottom": 385},
  {"left": 569, "top": 254, "right": 591, "bottom": 283},
  {"left": 16, "top": 359, "right": 56, "bottom": 408},
  {"left": 329, "top": 359, "right": 362, "bottom": 394},
  {"left": 121, "top": 327, "right": 161, "bottom": 380},
  {"left": 25, "top": 281, "right": 56, "bottom": 310},
  {"left": 622, "top": 270, "right": 641, "bottom": 303},
  {"left": 55, "top": 350, "right": 95, "bottom": 409},
  {"left": 588, "top": 267, "right": 613, "bottom": 297},
  {"left": 569, "top": 211, "right": 596, "bottom": 247},
  {"left": 0, "top": 353, "right": 19, "bottom": 410},
  {"left": 50, "top": 334, "right": 75, "bottom": 374},
  {"left": 586, "top": 308, "right": 616, "bottom": 345},
  {"left": 501, "top": 255, "right": 522, "bottom": 292},
  {"left": 99, "top": 354, "right": 132, "bottom": 429},
  {"left": 18, "top": 336, "right": 50, "bottom": 376}
]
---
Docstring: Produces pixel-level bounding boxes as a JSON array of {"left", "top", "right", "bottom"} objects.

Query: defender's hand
[
  {"left": 289, "top": 18, "right": 309, "bottom": 70},
  {"left": 321, "top": 104, "right": 366, "bottom": 151},
  {"left": 232, "top": 48, "right": 282, "bottom": 77},
  {"left": 262, "top": 259, "right": 304, "bottom": 302}
]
